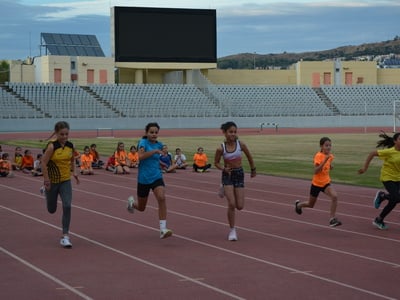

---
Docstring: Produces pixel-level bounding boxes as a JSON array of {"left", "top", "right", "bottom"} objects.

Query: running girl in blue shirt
[{"left": 127, "top": 122, "right": 172, "bottom": 239}]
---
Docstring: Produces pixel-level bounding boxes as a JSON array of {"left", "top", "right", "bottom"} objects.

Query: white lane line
[
  {"left": 0, "top": 206, "right": 246, "bottom": 300},
  {"left": 1, "top": 205, "right": 397, "bottom": 300},
  {"left": 0, "top": 247, "right": 93, "bottom": 300}
]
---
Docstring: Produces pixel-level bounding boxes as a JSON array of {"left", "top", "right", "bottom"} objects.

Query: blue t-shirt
[
  {"left": 159, "top": 153, "right": 172, "bottom": 168},
  {"left": 138, "top": 138, "right": 163, "bottom": 184}
]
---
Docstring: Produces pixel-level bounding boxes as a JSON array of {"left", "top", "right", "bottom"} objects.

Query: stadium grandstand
[
  {"left": 1, "top": 77, "right": 399, "bottom": 132},
  {"left": 1, "top": 7, "right": 400, "bottom": 132}
]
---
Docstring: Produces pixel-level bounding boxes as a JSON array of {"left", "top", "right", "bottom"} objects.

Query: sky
[{"left": 1, "top": 0, "right": 399, "bottom": 60}]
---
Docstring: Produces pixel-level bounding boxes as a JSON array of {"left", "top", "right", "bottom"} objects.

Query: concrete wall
[
  {"left": 205, "top": 69, "right": 296, "bottom": 85},
  {"left": 0, "top": 115, "right": 393, "bottom": 133}
]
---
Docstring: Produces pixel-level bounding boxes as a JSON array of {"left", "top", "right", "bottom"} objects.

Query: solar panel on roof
[{"left": 41, "top": 32, "right": 105, "bottom": 57}]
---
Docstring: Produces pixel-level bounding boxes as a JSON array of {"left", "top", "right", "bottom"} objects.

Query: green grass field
[{"left": 1, "top": 132, "right": 384, "bottom": 188}]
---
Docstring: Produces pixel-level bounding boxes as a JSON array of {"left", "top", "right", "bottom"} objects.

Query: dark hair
[
  {"left": 90, "top": 144, "right": 96, "bottom": 148},
  {"left": 47, "top": 121, "right": 70, "bottom": 141},
  {"left": 221, "top": 121, "right": 237, "bottom": 132},
  {"left": 116, "top": 142, "right": 124, "bottom": 151},
  {"left": 376, "top": 131, "right": 400, "bottom": 148},
  {"left": 319, "top": 137, "right": 331, "bottom": 146},
  {"left": 83, "top": 146, "right": 90, "bottom": 152},
  {"left": 142, "top": 122, "right": 160, "bottom": 139},
  {"left": 2, "top": 152, "right": 9, "bottom": 159},
  {"left": 130, "top": 145, "right": 137, "bottom": 151}
]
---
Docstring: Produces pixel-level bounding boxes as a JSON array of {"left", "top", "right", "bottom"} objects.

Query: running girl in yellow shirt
[
  {"left": 295, "top": 137, "right": 342, "bottom": 227},
  {"left": 358, "top": 132, "right": 400, "bottom": 230}
]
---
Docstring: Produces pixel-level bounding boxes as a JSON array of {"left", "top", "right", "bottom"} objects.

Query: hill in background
[{"left": 217, "top": 36, "right": 400, "bottom": 69}]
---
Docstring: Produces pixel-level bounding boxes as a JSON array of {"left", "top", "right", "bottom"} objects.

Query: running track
[{"left": 1, "top": 128, "right": 399, "bottom": 300}]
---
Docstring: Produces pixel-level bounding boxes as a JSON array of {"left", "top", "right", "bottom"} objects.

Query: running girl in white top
[{"left": 214, "top": 121, "right": 256, "bottom": 241}]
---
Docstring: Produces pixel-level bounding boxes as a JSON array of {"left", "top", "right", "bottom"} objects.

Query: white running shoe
[
  {"left": 160, "top": 229, "right": 173, "bottom": 239},
  {"left": 127, "top": 196, "right": 135, "bottom": 213},
  {"left": 40, "top": 186, "right": 45, "bottom": 195},
  {"left": 228, "top": 228, "right": 238, "bottom": 241},
  {"left": 60, "top": 236, "right": 72, "bottom": 248}
]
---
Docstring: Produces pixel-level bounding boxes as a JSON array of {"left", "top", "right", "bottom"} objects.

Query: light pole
[{"left": 253, "top": 52, "right": 256, "bottom": 69}]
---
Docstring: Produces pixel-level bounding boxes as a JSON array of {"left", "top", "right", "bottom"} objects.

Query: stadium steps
[
  {"left": 312, "top": 87, "right": 340, "bottom": 115},
  {"left": 81, "top": 86, "right": 125, "bottom": 117},
  {"left": 1, "top": 84, "right": 49, "bottom": 118}
]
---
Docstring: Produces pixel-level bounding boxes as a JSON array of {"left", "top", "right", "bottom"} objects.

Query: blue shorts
[
  {"left": 310, "top": 183, "right": 330, "bottom": 197},
  {"left": 137, "top": 178, "right": 165, "bottom": 198},
  {"left": 221, "top": 167, "right": 245, "bottom": 188}
]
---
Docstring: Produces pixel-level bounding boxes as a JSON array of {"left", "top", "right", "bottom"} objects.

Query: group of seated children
[
  {"left": 159, "top": 146, "right": 211, "bottom": 173},
  {"left": 1, "top": 142, "right": 213, "bottom": 178},
  {"left": 105, "top": 142, "right": 139, "bottom": 174},
  {"left": 75, "top": 143, "right": 104, "bottom": 175},
  {"left": 0, "top": 146, "right": 43, "bottom": 178}
]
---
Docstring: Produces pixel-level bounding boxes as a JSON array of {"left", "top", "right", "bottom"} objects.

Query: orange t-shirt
[
  {"left": 90, "top": 149, "right": 100, "bottom": 162},
  {"left": 21, "top": 155, "right": 34, "bottom": 169},
  {"left": 0, "top": 159, "right": 11, "bottom": 172},
  {"left": 193, "top": 153, "right": 208, "bottom": 167},
  {"left": 128, "top": 152, "right": 139, "bottom": 163},
  {"left": 80, "top": 153, "right": 93, "bottom": 170},
  {"left": 114, "top": 150, "right": 128, "bottom": 166},
  {"left": 312, "top": 151, "right": 334, "bottom": 187}
]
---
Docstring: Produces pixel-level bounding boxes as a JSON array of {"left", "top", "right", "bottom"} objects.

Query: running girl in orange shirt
[{"left": 294, "top": 137, "right": 342, "bottom": 227}]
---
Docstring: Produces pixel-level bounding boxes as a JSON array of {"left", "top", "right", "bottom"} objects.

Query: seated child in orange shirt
[
  {"left": 128, "top": 145, "right": 139, "bottom": 168},
  {"left": 192, "top": 147, "right": 212, "bottom": 172},
  {"left": 114, "top": 142, "right": 130, "bottom": 174},
  {"left": 0, "top": 153, "right": 15, "bottom": 178},
  {"left": 80, "top": 146, "right": 94, "bottom": 175},
  {"left": 90, "top": 143, "right": 104, "bottom": 169},
  {"left": 21, "top": 149, "right": 34, "bottom": 174}
]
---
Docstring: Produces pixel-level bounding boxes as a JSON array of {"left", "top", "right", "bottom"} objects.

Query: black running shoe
[{"left": 295, "top": 200, "right": 302, "bottom": 215}]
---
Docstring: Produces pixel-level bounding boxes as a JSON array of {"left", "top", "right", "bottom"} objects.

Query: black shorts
[
  {"left": 221, "top": 167, "right": 245, "bottom": 188},
  {"left": 137, "top": 178, "right": 165, "bottom": 198},
  {"left": 310, "top": 183, "right": 330, "bottom": 197}
]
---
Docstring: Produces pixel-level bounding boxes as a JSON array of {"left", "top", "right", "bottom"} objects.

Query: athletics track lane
[{"left": 1, "top": 160, "right": 400, "bottom": 300}]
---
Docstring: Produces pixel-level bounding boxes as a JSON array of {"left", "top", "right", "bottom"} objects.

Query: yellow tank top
[{"left": 47, "top": 140, "right": 74, "bottom": 183}]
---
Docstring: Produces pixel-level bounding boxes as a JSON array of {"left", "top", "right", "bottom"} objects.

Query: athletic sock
[{"left": 160, "top": 220, "right": 167, "bottom": 231}]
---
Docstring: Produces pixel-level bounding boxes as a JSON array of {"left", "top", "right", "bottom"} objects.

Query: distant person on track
[
  {"left": 105, "top": 153, "right": 116, "bottom": 172},
  {"left": 174, "top": 147, "right": 188, "bottom": 170},
  {"left": 80, "top": 146, "right": 94, "bottom": 175},
  {"left": 294, "top": 137, "right": 342, "bottom": 227},
  {"left": 358, "top": 132, "right": 400, "bottom": 230},
  {"left": 193, "top": 147, "right": 211, "bottom": 172},
  {"left": 90, "top": 143, "right": 104, "bottom": 169},
  {"left": 159, "top": 145, "right": 176, "bottom": 173},
  {"left": 20, "top": 149, "right": 34, "bottom": 173},
  {"left": 127, "top": 122, "right": 172, "bottom": 239},
  {"left": 31, "top": 153, "right": 43, "bottom": 176},
  {"left": 0, "top": 152, "right": 15, "bottom": 178},
  {"left": 214, "top": 121, "right": 256, "bottom": 241},
  {"left": 41, "top": 121, "right": 80, "bottom": 248},
  {"left": 114, "top": 142, "right": 130, "bottom": 174},
  {"left": 128, "top": 145, "right": 139, "bottom": 168},
  {"left": 13, "top": 146, "right": 23, "bottom": 170}
]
